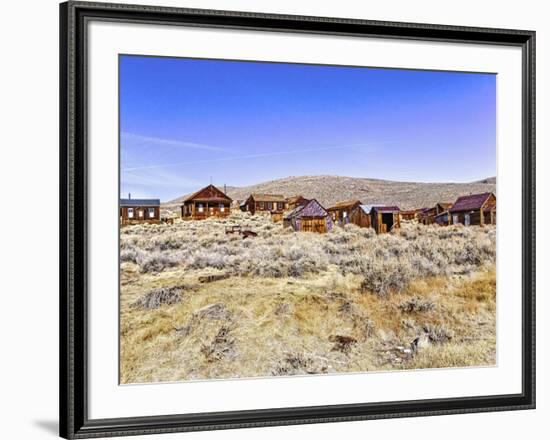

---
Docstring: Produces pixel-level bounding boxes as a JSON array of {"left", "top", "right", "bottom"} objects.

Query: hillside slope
[{"left": 166, "top": 175, "right": 496, "bottom": 211}]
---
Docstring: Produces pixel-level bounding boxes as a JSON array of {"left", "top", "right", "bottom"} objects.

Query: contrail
[
  {"left": 122, "top": 141, "right": 391, "bottom": 172},
  {"left": 121, "top": 132, "right": 225, "bottom": 152}
]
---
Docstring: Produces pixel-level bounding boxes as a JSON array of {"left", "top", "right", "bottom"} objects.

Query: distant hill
[{"left": 165, "top": 175, "right": 496, "bottom": 211}]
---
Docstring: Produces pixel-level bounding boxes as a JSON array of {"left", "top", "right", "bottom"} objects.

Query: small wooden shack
[
  {"left": 418, "top": 202, "right": 452, "bottom": 225},
  {"left": 120, "top": 196, "right": 161, "bottom": 225},
  {"left": 283, "top": 199, "right": 333, "bottom": 233},
  {"left": 371, "top": 206, "right": 401, "bottom": 234},
  {"left": 286, "top": 195, "right": 309, "bottom": 211},
  {"left": 241, "top": 194, "right": 287, "bottom": 214},
  {"left": 327, "top": 200, "right": 362, "bottom": 226},
  {"left": 449, "top": 192, "right": 496, "bottom": 226},
  {"left": 349, "top": 204, "right": 381, "bottom": 228},
  {"left": 434, "top": 211, "right": 451, "bottom": 226},
  {"left": 400, "top": 209, "right": 420, "bottom": 221},
  {"left": 181, "top": 184, "right": 232, "bottom": 220}
]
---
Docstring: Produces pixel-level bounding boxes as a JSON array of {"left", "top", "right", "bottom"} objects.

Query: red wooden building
[
  {"left": 120, "top": 196, "right": 161, "bottom": 226},
  {"left": 181, "top": 184, "right": 232, "bottom": 220}
]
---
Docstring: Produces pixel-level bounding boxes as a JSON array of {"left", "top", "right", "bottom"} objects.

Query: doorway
[{"left": 381, "top": 213, "right": 394, "bottom": 231}]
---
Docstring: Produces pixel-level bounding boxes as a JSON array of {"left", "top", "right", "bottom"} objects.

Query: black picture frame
[{"left": 59, "top": 1, "right": 536, "bottom": 438}]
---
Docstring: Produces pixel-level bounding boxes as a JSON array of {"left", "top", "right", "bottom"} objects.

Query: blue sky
[{"left": 120, "top": 55, "right": 496, "bottom": 202}]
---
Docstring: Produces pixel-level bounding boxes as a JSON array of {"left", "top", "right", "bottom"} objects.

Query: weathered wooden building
[
  {"left": 400, "top": 209, "right": 421, "bottom": 221},
  {"left": 120, "top": 196, "right": 161, "bottom": 225},
  {"left": 181, "top": 184, "right": 232, "bottom": 220},
  {"left": 240, "top": 194, "right": 287, "bottom": 214},
  {"left": 327, "top": 200, "right": 362, "bottom": 226},
  {"left": 449, "top": 192, "right": 496, "bottom": 226},
  {"left": 349, "top": 204, "right": 380, "bottom": 228},
  {"left": 286, "top": 195, "right": 309, "bottom": 211},
  {"left": 434, "top": 210, "right": 451, "bottom": 226},
  {"left": 283, "top": 199, "right": 333, "bottom": 233},
  {"left": 371, "top": 206, "right": 401, "bottom": 234},
  {"left": 418, "top": 202, "right": 452, "bottom": 225}
]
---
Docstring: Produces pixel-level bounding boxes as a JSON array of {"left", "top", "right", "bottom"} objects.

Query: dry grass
[{"left": 120, "top": 213, "right": 496, "bottom": 383}]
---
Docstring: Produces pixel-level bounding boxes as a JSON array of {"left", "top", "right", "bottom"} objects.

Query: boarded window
[
  {"left": 220, "top": 203, "right": 225, "bottom": 212},
  {"left": 198, "top": 203, "right": 204, "bottom": 213},
  {"left": 128, "top": 208, "right": 134, "bottom": 218},
  {"left": 453, "top": 214, "right": 459, "bottom": 224},
  {"left": 148, "top": 208, "right": 155, "bottom": 218},
  {"left": 465, "top": 213, "right": 471, "bottom": 226}
]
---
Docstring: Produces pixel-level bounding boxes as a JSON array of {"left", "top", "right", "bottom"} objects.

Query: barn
[
  {"left": 449, "top": 192, "right": 496, "bottom": 226},
  {"left": 371, "top": 206, "right": 401, "bottom": 234},
  {"left": 120, "top": 196, "right": 160, "bottom": 225},
  {"left": 286, "top": 195, "right": 309, "bottom": 210},
  {"left": 181, "top": 184, "right": 232, "bottom": 220},
  {"left": 327, "top": 200, "right": 362, "bottom": 226},
  {"left": 283, "top": 199, "right": 333, "bottom": 233},
  {"left": 240, "top": 194, "right": 287, "bottom": 214}
]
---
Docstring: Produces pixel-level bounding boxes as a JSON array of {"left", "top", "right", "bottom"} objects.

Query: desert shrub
[
  {"left": 423, "top": 323, "right": 454, "bottom": 344},
  {"left": 137, "top": 252, "right": 181, "bottom": 273},
  {"left": 399, "top": 296, "right": 435, "bottom": 313},
  {"left": 133, "top": 286, "right": 184, "bottom": 309},
  {"left": 360, "top": 259, "right": 414, "bottom": 297}
]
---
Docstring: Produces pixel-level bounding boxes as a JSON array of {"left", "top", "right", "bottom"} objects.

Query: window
[
  {"left": 220, "top": 203, "right": 225, "bottom": 212},
  {"left": 268, "top": 202, "right": 273, "bottom": 210},
  {"left": 453, "top": 214, "right": 459, "bottom": 224},
  {"left": 138, "top": 209, "right": 144, "bottom": 218},
  {"left": 465, "top": 213, "right": 471, "bottom": 226},
  {"left": 148, "top": 208, "right": 155, "bottom": 218},
  {"left": 128, "top": 207, "right": 134, "bottom": 218},
  {"left": 198, "top": 203, "right": 203, "bottom": 213}
]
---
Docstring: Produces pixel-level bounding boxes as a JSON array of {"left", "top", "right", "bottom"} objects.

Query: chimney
[
  {"left": 224, "top": 184, "right": 227, "bottom": 194},
  {"left": 128, "top": 193, "right": 131, "bottom": 199}
]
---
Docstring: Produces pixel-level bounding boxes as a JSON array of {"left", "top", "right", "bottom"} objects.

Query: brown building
[
  {"left": 120, "top": 196, "right": 160, "bottom": 226},
  {"left": 181, "top": 184, "right": 232, "bottom": 220},
  {"left": 241, "top": 194, "right": 287, "bottom": 214},
  {"left": 286, "top": 195, "right": 309, "bottom": 211},
  {"left": 418, "top": 202, "right": 453, "bottom": 225},
  {"left": 283, "top": 199, "right": 333, "bottom": 233},
  {"left": 400, "top": 209, "right": 421, "bottom": 221},
  {"left": 327, "top": 200, "right": 362, "bottom": 226},
  {"left": 371, "top": 206, "right": 401, "bottom": 234},
  {"left": 449, "top": 192, "right": 496, "bottom": 226},
  {"left": 348, "top": 204, "right": 381, "bottom": 228}
]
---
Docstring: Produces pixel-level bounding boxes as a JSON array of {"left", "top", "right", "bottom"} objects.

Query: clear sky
[{"left": 120, "top": 55, "right": 496, "bottom": 202}]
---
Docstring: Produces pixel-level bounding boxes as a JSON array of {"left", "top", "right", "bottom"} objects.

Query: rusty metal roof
[
  {"left": 249, "top": 193, "right": 286, "bottom": 202},
  {"left": 450, "top": 192, "right": 493, "bottom": 212}
]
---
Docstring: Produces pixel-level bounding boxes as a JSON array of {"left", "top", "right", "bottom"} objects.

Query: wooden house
[
  {"left": 240, "top": 194, "right": 287, "bottom": 214},
  {"left": 286, "top": 195, "right": 309, "bottom": 211},
  {"left": 181, "top": 184, "right": 232, "bottom": 220},
  {"left": 371, "top": 206, "right": 401, "bottom": 234},
  {"left": 283, "top": 199, "right": 333, "bottom": 233},
  {"left": 120, "top": 196, "right": 160, "bottom": 225},
  {"left": 418, "top": 202, "right": 452, "bottom": 225},
  {"left": 449, "top": 192, "right": 496, "bottom": 226},
  {"left": 327, "top": 200, "right": 362, "bottom": 226}
]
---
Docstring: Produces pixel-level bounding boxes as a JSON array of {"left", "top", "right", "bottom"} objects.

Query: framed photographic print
[{"left": 60, "top": 1, "right": 535, "bottom": 438}]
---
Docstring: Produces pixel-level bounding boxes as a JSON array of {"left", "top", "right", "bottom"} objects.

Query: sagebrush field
[{"left": 120, "top": 212, "right": 496, "bottom": 384}]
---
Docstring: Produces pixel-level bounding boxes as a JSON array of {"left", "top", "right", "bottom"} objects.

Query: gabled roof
[
  {"left": 372, "top": 205, "right": 400, "bottom": 213},
  {"left": 284, "top": 199, "right": 328, "bottom": 220},
  {"left": 327, "top": 199, "right": 362, "bottom": 211},
  {"left": 437, "top": 202, "right": 453, "bottom": 210},
  {"left": 120, "top": 198, "right": 160, "bottom": 207},
  {"left": 248, "top": 193, "right": 286, "bottom": 203},
  {"left": 286, "top": 195, "right": 307, "bottom": 203},
  {"left": 356, "top": 204, "right": 383, "bottom": 215},
  {"left": 183, "top": 184, "right": 232, "bottom": 203},
  {"left": 450, "top": 192, "right": 494, "bottom": 212}
]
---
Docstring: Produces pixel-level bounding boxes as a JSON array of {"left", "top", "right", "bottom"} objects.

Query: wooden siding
[
  {"left": 349, "top": 206, "right": 372, "bottom": 228},
  {"left": 182, "top": 201, "right": 230, "bottom": 220},
  {"left": 120, "top": 206, "right": 160, "bottom": 226}
]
